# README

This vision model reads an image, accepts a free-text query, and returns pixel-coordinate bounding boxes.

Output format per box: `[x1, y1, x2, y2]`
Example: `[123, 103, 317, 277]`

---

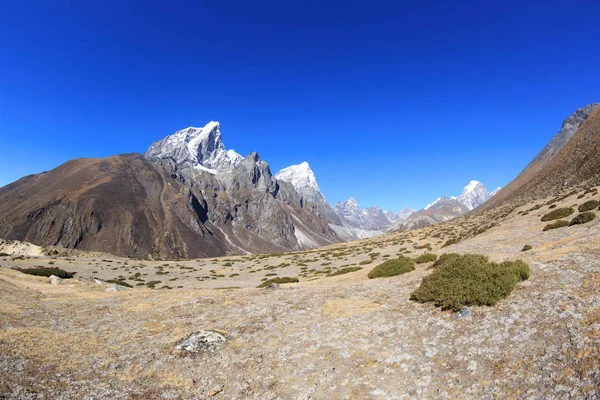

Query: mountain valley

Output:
[1, 103, 600, 399]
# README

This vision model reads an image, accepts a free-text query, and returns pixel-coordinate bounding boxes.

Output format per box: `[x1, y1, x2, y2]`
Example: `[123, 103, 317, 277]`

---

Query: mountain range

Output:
[0, 103, 597, 258]
[0, 123, 340, 258]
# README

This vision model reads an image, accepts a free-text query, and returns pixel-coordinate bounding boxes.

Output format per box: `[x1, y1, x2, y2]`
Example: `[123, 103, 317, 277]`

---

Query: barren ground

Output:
[1, 188, 599, 399]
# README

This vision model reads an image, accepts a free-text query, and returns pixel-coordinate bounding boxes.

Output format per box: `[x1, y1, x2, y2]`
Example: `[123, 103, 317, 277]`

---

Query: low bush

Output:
[106, 279, 133, 288]
[368, 256, 415, 279]
[328, 267, 362, 277]
[410, 254, 530, 311]
[542, 220, 570, 231]
[13, 266, 74, 279]
[414, 253, 438, 264]
[146, 280, 162, 289]
[257, 277, 299, 288]
[430, 253, 456, 266]
[442, 238, 461, 247]
[569, 212, 596, 226]
[578, 200, 600, 212]
[541, 207, 574, 221]
[521, 245, 532, 252]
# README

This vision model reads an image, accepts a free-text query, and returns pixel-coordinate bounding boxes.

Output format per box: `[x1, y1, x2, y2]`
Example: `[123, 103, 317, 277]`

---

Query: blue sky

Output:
[1, 1, 599, 210]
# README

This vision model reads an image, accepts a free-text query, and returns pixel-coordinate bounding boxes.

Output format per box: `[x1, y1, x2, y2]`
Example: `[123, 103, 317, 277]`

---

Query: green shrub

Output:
[359, 259, 373, 265]
[13, 266, 74, 279]
[106, 279, 133, 288]
[541, 207, 574, 221]
[521, 245, 532, 252]
[409, 254, 530, 311]
[146, 280, 162, 289]
[548, 204, 557, 209]
[328, 267, 362, 277]
[431, 253, 470, 269]
[414, 253, 438, 264]
[578, 200, 600, 212]
[542, 220, 570, 231]
[569, 212, 596, 226]
[442, 238, 461, 248]
[368, 257, 415, 279]
[257, 277, 299, 288]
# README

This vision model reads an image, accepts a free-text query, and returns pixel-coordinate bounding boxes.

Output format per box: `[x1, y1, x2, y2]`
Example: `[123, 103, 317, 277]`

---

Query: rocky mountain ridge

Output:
[0, 123, 341, 258]
[483, 102, 600, 209]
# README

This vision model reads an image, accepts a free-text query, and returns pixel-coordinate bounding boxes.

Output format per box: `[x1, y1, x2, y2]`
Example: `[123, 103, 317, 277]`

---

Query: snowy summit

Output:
[275, 162, 325, 203]
[144, 121, 242, 173]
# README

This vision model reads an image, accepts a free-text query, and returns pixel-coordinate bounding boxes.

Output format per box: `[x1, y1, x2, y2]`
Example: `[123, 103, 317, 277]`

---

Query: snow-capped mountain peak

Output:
[463, 180, 482, 194]
[144, 121, 242, 173]
[275, 162, 320, 195]
[424, 197, 442, 210]
[456, 180, 494, 211]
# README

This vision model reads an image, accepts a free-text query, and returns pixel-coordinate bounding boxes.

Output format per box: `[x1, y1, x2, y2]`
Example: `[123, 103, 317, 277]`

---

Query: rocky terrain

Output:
[1, 183, 599, 399]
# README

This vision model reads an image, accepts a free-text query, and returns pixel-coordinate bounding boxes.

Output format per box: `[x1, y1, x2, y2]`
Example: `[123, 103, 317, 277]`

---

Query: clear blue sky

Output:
[1, 1, 599, 210]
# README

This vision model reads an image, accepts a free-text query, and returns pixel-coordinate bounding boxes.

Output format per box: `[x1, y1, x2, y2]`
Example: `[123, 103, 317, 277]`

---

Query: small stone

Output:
[49, 275, 63, 285]
[174, 330, 227, 353]
[459, 307, 471, 319]
[207, 386, 223, 397]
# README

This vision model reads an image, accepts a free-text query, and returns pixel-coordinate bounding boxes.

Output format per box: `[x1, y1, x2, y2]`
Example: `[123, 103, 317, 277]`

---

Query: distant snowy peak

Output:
[144, 121, 242, 173]
[275, 162, 321, 197]
[456, 180, 488, 211]
[456, 180, 500, 210]
[424, 180, 500, 212]
[424, 197, 442, 210]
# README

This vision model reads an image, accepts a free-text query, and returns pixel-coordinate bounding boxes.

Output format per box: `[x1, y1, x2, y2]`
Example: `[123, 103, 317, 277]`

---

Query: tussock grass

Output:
[14, 266, 74, 279]
[257, 277, 299, 288]
[569, 212, 596, 226]
[410, 254, 530, 311]
[106, 279, 133, 288]
[578, 200, 600, 213]
[541, 207, 574, 222]
[542, 220, 570, 231]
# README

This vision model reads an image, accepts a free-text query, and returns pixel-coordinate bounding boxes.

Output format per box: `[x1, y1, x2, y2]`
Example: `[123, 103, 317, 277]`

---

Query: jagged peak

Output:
[462, 180, 483, 193]
[145, 121, 242, 172]
[275, 162, 320, 193]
